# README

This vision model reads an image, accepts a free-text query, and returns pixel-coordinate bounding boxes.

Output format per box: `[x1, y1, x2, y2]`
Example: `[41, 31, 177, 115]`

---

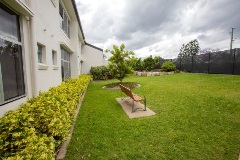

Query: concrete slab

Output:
[116, 97, 156, 119]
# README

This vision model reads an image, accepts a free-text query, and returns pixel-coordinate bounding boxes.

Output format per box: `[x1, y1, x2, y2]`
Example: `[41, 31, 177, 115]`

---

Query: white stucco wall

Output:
[34, 0, 62, 92]
[0, 97, 27, 117]
[77, 38, 82, 75]
[103, 59, 109, 66]
[81, 45, 104, 74]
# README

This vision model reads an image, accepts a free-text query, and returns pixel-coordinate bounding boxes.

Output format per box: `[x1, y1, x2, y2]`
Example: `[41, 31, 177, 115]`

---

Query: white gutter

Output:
[28, 1, 38, 97]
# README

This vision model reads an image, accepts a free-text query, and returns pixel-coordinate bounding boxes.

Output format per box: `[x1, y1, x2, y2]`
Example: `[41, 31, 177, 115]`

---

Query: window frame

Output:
[52, 49, 57, 65]
[61, 47, 71, 81]
[59, 1, 70, 37]
[37, 43, 47, 65]
[0, 2, 26, 105]
[37, 44, 43, 63]
[51, 0, 57, 7]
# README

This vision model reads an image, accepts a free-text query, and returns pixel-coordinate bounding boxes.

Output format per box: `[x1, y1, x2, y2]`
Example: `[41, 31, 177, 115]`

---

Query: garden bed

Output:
[134, 71, 175, 76]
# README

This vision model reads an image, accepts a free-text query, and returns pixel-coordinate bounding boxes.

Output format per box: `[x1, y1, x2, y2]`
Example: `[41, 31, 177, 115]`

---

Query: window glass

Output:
[59, 2, 70, 37]
[61, 48, 71, 81]
[0, 3, 20, 42]
[0, 39, 25, 101]
[37, 44, 42, 63]
[0, 3, 25, 104]
[52, 50, 57, 65]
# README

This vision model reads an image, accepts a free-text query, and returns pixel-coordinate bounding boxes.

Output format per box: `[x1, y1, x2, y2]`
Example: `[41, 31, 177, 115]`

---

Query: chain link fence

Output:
[156, 48, 240, 75]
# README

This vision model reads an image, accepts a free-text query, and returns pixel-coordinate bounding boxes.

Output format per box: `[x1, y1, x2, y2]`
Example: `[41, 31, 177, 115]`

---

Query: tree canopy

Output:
[178, 39, 200, 57]
[106, 43, 134, 82]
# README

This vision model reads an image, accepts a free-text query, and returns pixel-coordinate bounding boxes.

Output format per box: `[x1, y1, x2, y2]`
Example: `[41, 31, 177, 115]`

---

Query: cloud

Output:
[76, 0, 240, 59]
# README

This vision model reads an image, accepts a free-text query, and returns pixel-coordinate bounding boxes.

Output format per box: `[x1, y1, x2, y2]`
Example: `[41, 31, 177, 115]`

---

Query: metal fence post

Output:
[191, 56, 193, 72]
[180, 57, 182, 71]
[208, 52, 210, 74]
[232, 49, 236, 75]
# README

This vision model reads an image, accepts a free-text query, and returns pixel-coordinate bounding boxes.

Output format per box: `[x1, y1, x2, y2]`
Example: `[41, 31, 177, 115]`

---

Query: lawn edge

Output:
[56, 89, 87, 160]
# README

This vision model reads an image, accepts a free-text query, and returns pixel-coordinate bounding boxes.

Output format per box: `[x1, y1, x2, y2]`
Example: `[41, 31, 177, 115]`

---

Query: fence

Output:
[157, 48, 240, 75]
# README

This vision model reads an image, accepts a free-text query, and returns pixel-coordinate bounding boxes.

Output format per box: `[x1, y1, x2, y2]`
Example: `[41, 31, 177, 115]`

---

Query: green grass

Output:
[65, 73, 240, 160]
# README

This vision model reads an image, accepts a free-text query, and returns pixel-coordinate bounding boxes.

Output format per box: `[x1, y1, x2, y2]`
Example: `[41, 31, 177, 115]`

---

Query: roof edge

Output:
[71, 0, 85, 42]
[85, 42, 103, 52]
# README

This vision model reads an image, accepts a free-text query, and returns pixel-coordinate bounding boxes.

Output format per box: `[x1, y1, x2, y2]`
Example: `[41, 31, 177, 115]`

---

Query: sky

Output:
[75, 0, 240, 59]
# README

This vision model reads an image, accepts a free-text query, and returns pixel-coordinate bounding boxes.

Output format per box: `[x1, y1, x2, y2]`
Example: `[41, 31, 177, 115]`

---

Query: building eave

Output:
[2, 0, 34, 17]
[85, 42, 103, 52]
[71, 0, 85, 43]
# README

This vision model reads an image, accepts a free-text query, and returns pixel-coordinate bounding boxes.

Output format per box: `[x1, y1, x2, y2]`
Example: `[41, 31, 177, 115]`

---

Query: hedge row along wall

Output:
[0, 75, 92, 159]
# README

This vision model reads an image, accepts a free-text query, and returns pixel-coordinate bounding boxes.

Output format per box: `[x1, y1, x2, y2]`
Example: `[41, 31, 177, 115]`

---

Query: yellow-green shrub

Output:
[0, 75, 92, 159]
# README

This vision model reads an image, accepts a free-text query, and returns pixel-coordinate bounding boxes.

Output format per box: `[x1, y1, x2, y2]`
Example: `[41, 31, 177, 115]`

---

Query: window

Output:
[0, 3, 25, 104]
[61, 47, 71, 81]
[37, 43, 46, 65]
[37, 44, 42, 63]
[59, 1, 70, 37]
[52, 50, 57, 65]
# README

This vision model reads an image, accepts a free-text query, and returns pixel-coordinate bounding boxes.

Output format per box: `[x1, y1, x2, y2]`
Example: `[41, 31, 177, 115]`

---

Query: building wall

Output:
[103, 59, 109, 66]
[33, 0, 62, 92]
[0, 0, 105, 117]
[0, 0, 70, 116]
[77, 38, 82, 75]
[81, 45, 104, 74]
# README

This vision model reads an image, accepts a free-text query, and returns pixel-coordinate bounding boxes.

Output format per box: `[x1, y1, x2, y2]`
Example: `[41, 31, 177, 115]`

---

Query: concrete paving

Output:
[116, 97, 156, 119]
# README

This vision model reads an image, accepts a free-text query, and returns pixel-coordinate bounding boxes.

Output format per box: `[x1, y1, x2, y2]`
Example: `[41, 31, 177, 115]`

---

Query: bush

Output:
[90, 66, 111, 80]
[0, 75, 92, 159]
[161, 61, 176, 72]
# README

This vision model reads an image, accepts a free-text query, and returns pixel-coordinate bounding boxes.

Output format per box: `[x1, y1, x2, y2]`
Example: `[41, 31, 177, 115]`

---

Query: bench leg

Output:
[132, 100, 134, 112]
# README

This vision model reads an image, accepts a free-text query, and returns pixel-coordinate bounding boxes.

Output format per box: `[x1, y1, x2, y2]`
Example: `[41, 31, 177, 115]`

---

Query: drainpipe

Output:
[28, 1, 38, 97]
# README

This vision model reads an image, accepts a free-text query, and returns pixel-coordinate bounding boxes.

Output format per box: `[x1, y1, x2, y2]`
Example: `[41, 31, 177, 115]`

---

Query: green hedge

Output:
[0, 75, 92, 159]
[161, 61, 177, 72]
[90, 66, 111, 80]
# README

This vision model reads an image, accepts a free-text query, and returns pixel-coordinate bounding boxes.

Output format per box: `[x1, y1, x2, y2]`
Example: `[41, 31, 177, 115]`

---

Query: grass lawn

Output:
[65, 73, 240, 160]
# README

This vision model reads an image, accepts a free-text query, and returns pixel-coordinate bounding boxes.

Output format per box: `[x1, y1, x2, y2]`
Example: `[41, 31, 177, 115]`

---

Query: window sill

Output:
[53, 65, 59, 70]
[38, 63, 49, 70]
[0, 95, 26, 106]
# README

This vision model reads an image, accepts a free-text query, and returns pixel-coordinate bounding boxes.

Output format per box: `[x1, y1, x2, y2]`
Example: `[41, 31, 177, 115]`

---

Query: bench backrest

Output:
[119, 84, 134, 99]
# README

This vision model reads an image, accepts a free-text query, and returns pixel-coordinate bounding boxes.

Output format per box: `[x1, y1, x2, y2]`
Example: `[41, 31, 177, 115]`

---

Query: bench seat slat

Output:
[133, 95, 143, 102]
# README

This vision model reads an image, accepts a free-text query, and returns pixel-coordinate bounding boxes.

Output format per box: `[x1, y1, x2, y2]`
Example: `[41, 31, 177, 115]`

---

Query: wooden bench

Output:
[119, 84, 146, 112]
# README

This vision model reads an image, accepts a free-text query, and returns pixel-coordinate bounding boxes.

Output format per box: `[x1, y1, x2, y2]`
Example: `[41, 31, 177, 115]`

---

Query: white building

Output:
[0, 0, 107, 116]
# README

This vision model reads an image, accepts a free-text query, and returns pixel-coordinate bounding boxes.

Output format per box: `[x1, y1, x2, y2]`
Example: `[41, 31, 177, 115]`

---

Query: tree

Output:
[135, 58, 144, 71]
[127, 56, 138, 71]
[143, 55, 159, 71]
[106, 43, 134, 82]
[178, 39, 200, 57]
[154, 56, 161, 64]
[178, 44, 186, 57]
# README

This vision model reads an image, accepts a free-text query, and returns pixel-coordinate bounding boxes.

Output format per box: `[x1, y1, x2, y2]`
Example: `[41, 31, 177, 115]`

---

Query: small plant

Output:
[161, 61, 176, 72]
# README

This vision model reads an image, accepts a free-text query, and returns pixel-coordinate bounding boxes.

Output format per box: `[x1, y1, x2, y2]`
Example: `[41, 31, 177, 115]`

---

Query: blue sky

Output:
[76, 0, 240, 59]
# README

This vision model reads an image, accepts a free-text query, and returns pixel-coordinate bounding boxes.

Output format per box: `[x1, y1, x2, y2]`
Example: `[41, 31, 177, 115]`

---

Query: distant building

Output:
[0, 0, 107, 116]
